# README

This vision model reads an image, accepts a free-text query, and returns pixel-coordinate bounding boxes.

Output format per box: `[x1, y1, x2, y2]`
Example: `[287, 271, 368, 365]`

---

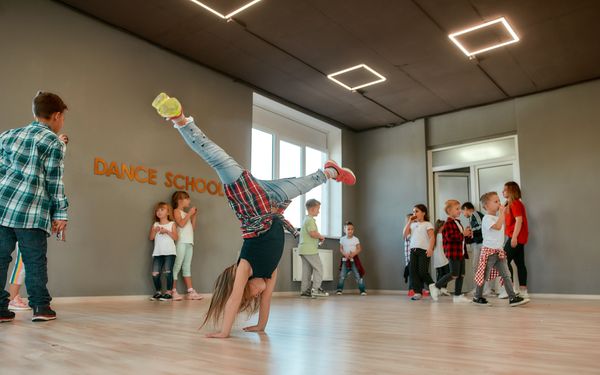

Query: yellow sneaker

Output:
[152, 92, 182, 118]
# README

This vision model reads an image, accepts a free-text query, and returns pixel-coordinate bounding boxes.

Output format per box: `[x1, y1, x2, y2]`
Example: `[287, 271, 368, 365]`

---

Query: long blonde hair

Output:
[504, 181, 522, 205]
[200, 264, 260, 328]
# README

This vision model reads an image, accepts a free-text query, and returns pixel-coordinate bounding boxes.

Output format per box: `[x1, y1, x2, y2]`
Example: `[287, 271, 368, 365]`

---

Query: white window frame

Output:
[252, 93, 342, 237]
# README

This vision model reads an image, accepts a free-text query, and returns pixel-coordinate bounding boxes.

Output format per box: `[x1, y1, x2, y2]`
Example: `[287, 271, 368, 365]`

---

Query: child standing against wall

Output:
[171, 191, 203, 301]
[149, 202, 178, 301]
[299, 199, 329, 298]
[336, 222, 366, 296]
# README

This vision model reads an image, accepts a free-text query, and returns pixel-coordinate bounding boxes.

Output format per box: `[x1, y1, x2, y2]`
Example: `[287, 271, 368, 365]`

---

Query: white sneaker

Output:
[453, 294, 471, 303]
[440, 288, 451, 296]
[498, 290, 509, 299]
[360, 292, 367, 296]
[429, 283, 440, 301]
[519, 289, 529, 299]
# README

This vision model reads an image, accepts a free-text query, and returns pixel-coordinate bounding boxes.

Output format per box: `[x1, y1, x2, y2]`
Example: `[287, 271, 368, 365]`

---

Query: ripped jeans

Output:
[176, 118, 327, 204]
[152, 255, 175, 292]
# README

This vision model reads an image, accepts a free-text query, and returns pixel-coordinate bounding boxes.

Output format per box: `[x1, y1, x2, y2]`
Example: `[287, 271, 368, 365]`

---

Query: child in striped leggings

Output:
[8, 245, 31, 311]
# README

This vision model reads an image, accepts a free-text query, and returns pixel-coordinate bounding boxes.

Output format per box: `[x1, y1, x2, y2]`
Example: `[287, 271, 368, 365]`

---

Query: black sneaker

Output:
[300, 289, 313, 298]
[159, 293, 173, 301]
[32, 305, 56, 322]
[150, 292, 162, 301]
[472, 297, 491, 306]
[509, 296, 530, 307]
[0, 309, 16, 323]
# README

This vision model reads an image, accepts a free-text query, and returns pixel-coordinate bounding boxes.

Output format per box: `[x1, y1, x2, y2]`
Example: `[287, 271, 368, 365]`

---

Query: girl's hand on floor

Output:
[206, 331, 230, 339]
[243, 325, 265, 332]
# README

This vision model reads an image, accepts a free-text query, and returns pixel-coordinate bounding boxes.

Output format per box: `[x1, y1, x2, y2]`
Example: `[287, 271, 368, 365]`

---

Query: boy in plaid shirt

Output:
[429, 200, 472, 303]
[0, 92, 69, 323]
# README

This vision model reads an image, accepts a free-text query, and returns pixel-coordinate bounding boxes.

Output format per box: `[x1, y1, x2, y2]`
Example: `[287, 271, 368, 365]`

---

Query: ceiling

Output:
[57, 0, 600, 131]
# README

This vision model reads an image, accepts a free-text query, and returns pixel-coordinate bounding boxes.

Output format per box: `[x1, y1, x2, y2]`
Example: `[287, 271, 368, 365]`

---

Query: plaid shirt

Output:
[224, 170, 297, 239]
[474, 247, 506, 287]
[442, 217, 468, 260]
[0, 121, 68, 234]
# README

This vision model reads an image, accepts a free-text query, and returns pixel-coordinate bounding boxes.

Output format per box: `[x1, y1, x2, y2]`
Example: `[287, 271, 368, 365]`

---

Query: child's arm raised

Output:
[190, 207, 198, 229]
[403, 215, 415, 239]
[206, 260, 253, 338]
[490, 205, 506, 231]
[244, 269, 278, 333]
[174, 208, 193, 228]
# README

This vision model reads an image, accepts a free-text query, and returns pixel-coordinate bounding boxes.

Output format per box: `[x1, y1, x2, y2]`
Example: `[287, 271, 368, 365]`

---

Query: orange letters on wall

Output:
[94, 157, 222, 196]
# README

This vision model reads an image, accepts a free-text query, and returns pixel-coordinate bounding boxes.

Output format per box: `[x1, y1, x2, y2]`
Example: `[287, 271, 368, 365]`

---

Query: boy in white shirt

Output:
[473, 192, 529, 307]
[336, 222, 366, 296]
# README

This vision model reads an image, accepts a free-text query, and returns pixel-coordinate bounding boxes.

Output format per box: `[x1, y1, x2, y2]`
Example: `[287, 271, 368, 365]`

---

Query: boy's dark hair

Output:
[32, 91, 68, 119]
[344, 221, 354, 227]
[461, 202, 475, 210]
[305, 199, 320, 209]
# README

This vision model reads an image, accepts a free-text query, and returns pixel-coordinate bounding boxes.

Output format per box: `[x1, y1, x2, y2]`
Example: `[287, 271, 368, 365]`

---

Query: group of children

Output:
[404, 187, 530, 307]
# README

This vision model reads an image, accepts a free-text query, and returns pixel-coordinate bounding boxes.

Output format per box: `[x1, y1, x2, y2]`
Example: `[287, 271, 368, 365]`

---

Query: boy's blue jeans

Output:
[176, 119, 327, 203]
[337, 260, 366, 293]
[0, 226, 51, 309]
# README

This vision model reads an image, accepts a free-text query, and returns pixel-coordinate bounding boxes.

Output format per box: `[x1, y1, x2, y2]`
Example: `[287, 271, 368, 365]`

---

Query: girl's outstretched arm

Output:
[206, 260, 252, 338]
[244, 269, 277, 333]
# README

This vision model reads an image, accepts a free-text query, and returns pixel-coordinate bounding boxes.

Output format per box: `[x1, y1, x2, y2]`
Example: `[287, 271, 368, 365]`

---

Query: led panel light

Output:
[448, 17, 519, 56]
[188, 0, 262, 19]
[327, 64, 387, 91]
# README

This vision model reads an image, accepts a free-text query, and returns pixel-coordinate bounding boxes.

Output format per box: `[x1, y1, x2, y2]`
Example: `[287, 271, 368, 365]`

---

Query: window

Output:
[251, 93, 343, 237]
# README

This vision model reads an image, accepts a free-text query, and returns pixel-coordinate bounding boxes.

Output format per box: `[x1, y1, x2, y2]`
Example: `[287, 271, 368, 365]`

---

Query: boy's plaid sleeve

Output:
[44, 139, 69, 221]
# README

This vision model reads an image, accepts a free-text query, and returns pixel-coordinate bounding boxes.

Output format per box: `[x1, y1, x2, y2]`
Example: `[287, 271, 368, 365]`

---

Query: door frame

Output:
[433, 172, 471, 222]
[427, 135, 520, 213]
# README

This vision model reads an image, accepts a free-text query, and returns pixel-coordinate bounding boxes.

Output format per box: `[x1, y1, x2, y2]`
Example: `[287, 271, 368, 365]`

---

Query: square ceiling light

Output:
[188, 0, 262, 19]
[449, 17, 519, 57]
[327, 64, 387, 91]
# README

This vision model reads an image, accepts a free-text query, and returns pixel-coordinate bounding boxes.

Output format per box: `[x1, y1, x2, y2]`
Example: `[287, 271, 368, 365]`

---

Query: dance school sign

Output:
[93, 157, 224, 196]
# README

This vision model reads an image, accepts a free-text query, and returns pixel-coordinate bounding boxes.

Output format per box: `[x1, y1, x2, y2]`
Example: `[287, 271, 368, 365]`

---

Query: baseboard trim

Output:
[47, 290, 600, 303]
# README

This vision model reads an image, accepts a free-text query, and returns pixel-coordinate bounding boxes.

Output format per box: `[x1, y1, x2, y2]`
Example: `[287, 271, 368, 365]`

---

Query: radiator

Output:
[292, 248, 334, 281]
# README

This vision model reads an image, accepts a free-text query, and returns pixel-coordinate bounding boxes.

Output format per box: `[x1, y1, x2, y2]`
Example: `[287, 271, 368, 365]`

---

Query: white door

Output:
[434, 172, 470, 222]
[474, 162, 517, 210]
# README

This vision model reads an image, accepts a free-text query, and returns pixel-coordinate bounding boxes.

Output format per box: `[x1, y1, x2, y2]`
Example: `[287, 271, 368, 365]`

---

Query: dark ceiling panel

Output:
[57, 0, 600, 130]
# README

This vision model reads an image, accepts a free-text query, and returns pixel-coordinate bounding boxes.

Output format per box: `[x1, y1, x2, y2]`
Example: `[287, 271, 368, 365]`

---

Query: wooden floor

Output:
[2, 294, 600, 375]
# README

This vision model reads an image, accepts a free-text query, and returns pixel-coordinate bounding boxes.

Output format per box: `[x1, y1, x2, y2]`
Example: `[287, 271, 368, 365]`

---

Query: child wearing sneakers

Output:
[7, 133, 70, 312]
[171, 191, 203, 301]
[299, 199, 329, 298]
[336, 222, 366, 296]
[152, 93, 354, 338]
[149, 202, 178, 301]
[403, 204, 435, 301]
[429, 200, 472, 303]
[432, 220, 451, 297]
[1, 92, 69, 323]
[472, 192, 529, 307]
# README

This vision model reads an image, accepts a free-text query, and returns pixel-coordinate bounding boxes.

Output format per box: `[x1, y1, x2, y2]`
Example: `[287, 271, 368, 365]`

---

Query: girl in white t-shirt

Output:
[336, 222, 366, 296]
[171, 191, 203, 301]
[432, 220, 451, 297]
[403, 204, 435, 300]
[149, 202, 178, 301]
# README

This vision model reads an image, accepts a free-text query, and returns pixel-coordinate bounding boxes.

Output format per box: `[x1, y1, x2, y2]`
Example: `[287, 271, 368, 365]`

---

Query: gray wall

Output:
[0, 0, 308, 296]
[353, 120, 428, 290]
[516, 81, 600, 294]
[427, 100, 517, 148]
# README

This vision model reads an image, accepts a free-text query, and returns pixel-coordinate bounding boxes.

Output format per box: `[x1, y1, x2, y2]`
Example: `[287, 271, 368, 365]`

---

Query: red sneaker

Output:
[324, 160, 356, 185]
[422, 289, 430, 297]
[407, 290, 416, 298]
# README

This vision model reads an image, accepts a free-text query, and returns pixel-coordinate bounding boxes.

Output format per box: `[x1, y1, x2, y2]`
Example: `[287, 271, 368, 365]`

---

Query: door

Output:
[434, 172, 470, 222]
[474, 162, 517, 209]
